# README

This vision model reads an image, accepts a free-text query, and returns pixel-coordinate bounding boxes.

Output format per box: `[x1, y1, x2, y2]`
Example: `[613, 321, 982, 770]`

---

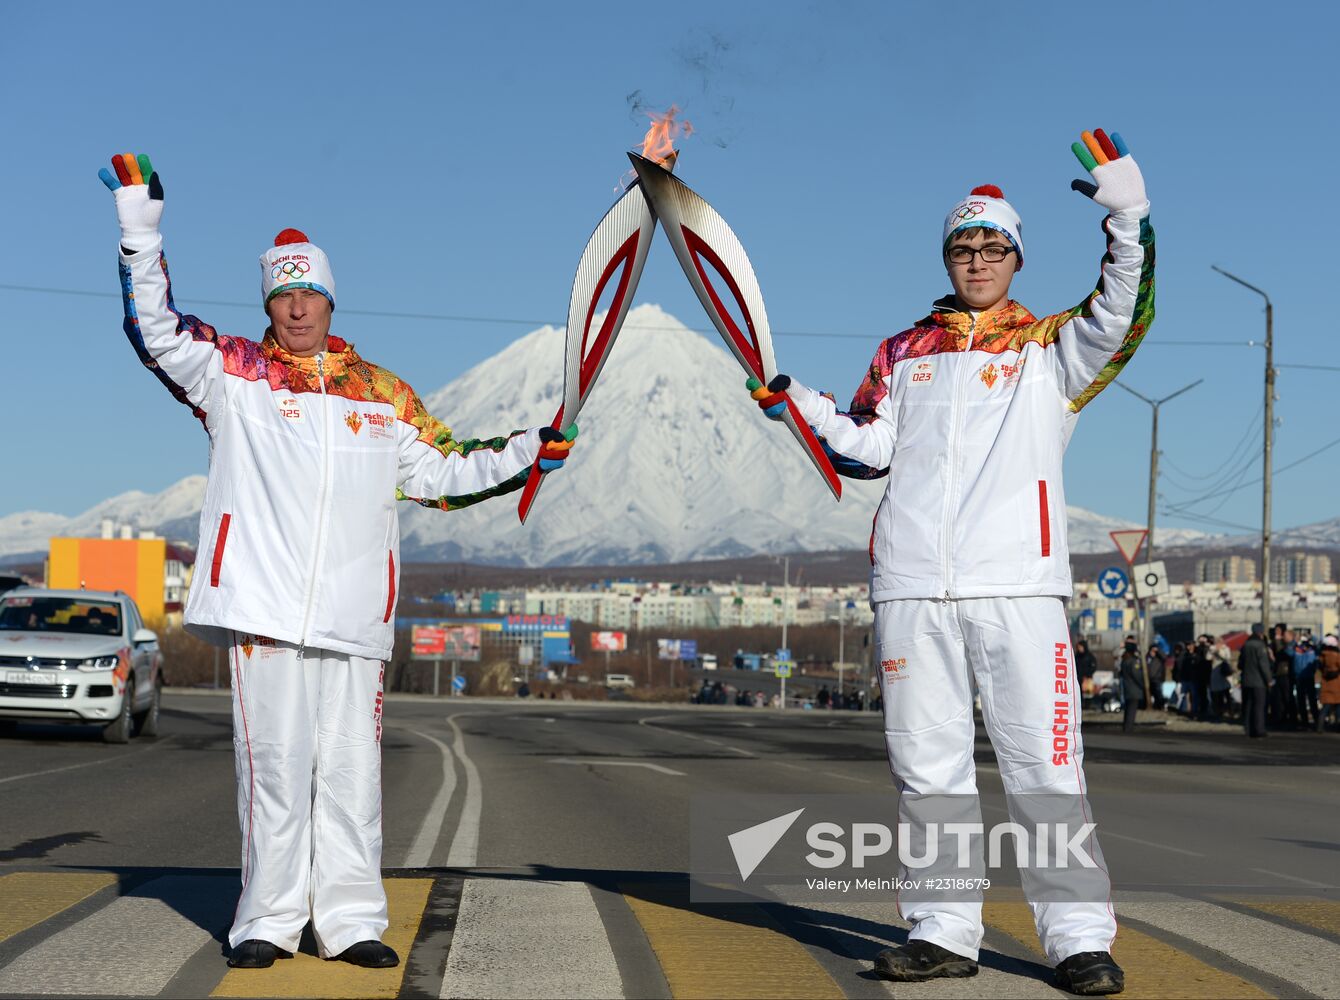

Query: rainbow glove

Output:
[747, 374, 791, 420]
[1070, 128, 1148, 215]
[537, 423, 578, 472]
[98, 152, 164, 252]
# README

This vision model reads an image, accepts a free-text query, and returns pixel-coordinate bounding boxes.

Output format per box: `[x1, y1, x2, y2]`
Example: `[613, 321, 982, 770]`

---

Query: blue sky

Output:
[2, 1, 1336, 539]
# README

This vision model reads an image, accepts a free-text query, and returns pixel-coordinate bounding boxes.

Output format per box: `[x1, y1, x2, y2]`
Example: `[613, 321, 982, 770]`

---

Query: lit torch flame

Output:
[637, 104, 693, 169]
[619, 104, 693, 190]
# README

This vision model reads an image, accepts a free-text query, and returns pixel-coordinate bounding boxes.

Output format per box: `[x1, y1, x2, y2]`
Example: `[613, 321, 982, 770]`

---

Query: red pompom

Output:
[274, 228, 309, 247]
[970, 184, 1004, 199]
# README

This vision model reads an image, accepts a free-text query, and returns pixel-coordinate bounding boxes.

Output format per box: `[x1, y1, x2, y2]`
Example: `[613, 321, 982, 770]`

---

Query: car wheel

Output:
[103, 690, 133, 744]
[134, 680, 162, 739]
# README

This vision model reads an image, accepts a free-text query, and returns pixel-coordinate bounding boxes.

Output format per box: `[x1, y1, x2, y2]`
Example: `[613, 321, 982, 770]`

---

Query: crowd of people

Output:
[691, 678, 883, 713]
[1074, 628, 1340, 736]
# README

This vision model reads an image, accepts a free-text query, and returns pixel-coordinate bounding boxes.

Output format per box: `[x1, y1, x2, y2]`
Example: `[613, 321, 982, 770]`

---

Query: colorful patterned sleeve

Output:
[394, 388, 541, 511]
[1043, 213, 1156, 413]
[119, 247, 231, 432]
[808, 338, 896, 480]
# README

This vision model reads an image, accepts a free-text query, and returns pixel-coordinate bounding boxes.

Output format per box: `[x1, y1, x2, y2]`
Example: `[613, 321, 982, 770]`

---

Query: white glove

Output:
[98, 153, 164, 251]
[1070, 129, 1148, 216]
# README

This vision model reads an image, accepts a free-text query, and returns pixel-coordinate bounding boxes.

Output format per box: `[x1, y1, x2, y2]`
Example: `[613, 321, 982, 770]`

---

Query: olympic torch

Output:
[629, 153, 842, 499]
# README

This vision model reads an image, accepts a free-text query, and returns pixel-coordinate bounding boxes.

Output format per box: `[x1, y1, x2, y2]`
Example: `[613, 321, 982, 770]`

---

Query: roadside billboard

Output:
[591, 631, 627, 652]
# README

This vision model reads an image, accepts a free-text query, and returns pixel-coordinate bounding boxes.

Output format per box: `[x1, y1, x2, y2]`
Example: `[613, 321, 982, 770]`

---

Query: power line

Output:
[1163, 433, 1340, 512]
[0, 281, 1278, 346]
[1160, 401, 1263, 486]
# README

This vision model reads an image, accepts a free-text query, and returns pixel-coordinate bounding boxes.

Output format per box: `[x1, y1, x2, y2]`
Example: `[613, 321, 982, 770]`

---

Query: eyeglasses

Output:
[946, 244, 1016, 265]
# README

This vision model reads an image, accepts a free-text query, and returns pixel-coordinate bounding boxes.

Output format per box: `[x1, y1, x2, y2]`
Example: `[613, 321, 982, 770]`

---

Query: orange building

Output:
[47, 537, 170, 623]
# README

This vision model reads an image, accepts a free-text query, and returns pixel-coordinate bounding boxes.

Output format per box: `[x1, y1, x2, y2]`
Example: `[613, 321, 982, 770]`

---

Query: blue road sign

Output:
[1097, 566, 1129, 599]
[1107, 609, 1125, 631]
[452, 675, 467, 691]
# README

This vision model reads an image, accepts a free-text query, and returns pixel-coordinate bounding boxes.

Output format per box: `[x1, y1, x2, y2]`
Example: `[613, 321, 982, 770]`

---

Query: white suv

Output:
[0, 588, 165, 743]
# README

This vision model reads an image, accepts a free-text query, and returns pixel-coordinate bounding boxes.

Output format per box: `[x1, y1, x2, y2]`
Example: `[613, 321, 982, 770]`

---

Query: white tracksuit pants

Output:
[227, 633, 388, 956]
[874, 597, 1116, 965]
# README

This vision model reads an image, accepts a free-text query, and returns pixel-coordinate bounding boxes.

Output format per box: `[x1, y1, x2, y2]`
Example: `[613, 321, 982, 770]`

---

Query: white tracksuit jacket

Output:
[119, 239, 542, 660]
[790, 208, 1154, 599]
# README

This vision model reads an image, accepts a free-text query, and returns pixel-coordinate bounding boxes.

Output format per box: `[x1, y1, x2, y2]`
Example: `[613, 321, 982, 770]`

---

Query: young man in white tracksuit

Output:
[751, 128, 1152, 995]
[99, 153, 576, 970]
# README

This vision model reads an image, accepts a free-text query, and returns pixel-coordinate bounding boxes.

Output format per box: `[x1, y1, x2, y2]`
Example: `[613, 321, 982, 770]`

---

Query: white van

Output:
[605, 674, 636, 689]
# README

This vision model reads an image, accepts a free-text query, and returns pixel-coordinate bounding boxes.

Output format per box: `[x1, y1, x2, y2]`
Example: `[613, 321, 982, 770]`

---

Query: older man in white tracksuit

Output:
[100, 153, 576, 970]
[750, 128, 1152, 995]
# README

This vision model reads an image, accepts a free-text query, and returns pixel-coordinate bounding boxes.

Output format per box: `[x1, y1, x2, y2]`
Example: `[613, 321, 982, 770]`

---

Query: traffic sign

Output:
[1132, 561, 1171, 598]
[774, 661, 793, 678]
[1097, 566, 1129, 599]
[452, 675, 467, 691]
[1109, 529, 1148, 565]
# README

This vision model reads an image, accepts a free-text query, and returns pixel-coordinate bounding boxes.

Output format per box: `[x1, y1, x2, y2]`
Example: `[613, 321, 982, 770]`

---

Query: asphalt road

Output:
[1, 693, 1338, 998]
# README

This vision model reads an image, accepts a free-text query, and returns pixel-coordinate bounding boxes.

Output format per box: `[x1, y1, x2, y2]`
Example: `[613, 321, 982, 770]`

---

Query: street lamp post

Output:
[1212, 266, 1274, 630]
[1114, 378, 1201, 659]
[830, 600, 856, 708]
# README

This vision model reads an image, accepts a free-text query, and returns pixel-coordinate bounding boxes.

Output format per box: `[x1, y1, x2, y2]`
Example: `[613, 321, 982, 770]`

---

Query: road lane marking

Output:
[980, 802, 1203, 858]
[0, 875, 233, 996]
[0, 872, 117, 944]
[1119, 898, 1340, 997]
[446, 715, 482, 868]
[548, 758, 686, 776]
[1249, 867, 1333, 889]
[983, 900, 1269, 999]
[440, 879, 622, 999]
[621, 882, 843, 998]
[820, 771, 874, 784]
[1093, 830, 1205, 858]
[0, 741, 164, 786]
[637, 715, 755, 757]
[211, 878, 431, 998]
[403, 729, 458, 868]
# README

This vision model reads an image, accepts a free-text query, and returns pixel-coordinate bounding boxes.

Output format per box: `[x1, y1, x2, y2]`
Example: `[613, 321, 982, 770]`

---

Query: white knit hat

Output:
[260, 228, 336, 311]
[943, 185, 1023, 264]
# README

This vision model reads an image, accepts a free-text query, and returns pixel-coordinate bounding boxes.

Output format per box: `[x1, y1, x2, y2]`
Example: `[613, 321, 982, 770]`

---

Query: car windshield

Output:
[0, 596, 123, 636]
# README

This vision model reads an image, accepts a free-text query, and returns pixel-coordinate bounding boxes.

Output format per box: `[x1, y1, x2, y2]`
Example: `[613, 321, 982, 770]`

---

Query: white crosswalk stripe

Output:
[2, 872, 1339, 998]
[440, 878, 623, 999]
[1119, 898, 1340, 998]
[0, 875, 232, 996]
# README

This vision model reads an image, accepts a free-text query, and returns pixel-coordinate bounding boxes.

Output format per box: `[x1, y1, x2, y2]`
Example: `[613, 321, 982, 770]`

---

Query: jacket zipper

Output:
[941, 314, 975, 599]
[299, 352, 330, 647]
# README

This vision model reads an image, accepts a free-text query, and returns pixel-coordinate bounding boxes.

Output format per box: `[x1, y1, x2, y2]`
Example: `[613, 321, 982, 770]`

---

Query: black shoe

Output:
[874, 939, 978, 981]
[1055, 951, 1124, 995]
[227, 939, 292, 969]
[334, 940, 399, 968]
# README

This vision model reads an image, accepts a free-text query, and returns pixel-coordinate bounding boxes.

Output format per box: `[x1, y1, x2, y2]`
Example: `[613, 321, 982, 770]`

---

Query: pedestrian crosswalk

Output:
[0, 869, 1336, 998]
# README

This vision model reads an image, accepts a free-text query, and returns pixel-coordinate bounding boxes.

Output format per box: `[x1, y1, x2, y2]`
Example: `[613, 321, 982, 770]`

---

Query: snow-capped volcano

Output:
[406, 304, 885, 564]
[2, 305, 1331, 567]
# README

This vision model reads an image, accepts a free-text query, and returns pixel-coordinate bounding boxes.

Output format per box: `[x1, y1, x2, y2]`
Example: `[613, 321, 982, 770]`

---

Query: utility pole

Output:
[780, 554, 790, 653]
[1213, 267, 1274, 630]
[1114, 378, 1201, 657]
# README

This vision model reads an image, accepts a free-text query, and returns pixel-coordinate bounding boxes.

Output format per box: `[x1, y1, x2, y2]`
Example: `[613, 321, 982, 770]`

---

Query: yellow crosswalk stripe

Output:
[982, 901, 1270, 999]
[621, 883, 842, 1000]
[1233, 897, 1340, 939]
[0, 872, 117, 944]
[210, 878, 432, 999]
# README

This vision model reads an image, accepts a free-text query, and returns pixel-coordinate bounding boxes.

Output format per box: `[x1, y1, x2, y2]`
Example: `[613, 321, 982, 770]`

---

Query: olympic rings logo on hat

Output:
[952, 202, 986, 222]
[271, 260, 311, 282]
